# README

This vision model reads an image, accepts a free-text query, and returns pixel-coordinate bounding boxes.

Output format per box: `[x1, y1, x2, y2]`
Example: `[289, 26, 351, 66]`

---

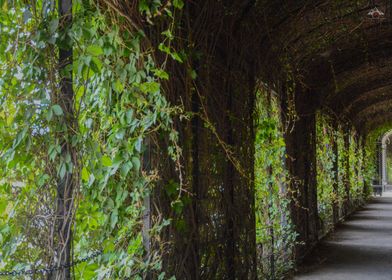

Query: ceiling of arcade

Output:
[255, 0, 392, 134]
[100, 1, 392, 136]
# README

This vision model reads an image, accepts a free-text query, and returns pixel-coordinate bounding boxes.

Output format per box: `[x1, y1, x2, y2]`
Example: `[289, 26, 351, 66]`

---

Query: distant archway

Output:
[380, 130, 392, 189]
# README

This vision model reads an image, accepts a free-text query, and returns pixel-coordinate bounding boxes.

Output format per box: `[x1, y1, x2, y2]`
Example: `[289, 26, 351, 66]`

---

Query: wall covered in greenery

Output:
[254, 86, 296, 279]
[0, 1, 181, 279]
[316, 112, 373, 238]
[0, 1, 386, 279]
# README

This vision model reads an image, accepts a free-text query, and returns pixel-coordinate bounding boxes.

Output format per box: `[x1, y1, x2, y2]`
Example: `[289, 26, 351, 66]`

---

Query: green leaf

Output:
[152, 69, 169, 80]
[171, 200, 184, 215]
[90, 57, 103, 73]
[46, 108, 53, 121]
[115, 130, 125, 140]
[165, 180, 179, 197]
[173, 0, 184, 9]
[13, 127, 28, 148]
[85, 118, 93, 129]
[135, 137, 142, 152]
[158, 43, 171, 55]
[162, 29, 174, 40]
[49, 19, 59, 34]
[102, 156, 112, 167]
[110, 209, 118, 229]
[52, 105, 63, 116]
[48, 144, 61, 161]
[81, 167, 89, 182]
[190, 69, 197, 80]
[171, 51, 183, 63]
[132, 157, 140, 171]
[140, 81, 160, 94]
[87, 45, 104, 56]
[175, 219, 187, 232]
[59, 162, 67, 179]
[121, 161, 133, 177]
[126, 109, 134, 123]
[113, 80, 124, 93]
[0, 200, 8, 213]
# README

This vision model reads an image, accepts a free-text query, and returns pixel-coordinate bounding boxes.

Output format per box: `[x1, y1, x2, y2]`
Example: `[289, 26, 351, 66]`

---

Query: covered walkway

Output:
[295, 193, 392, 280]
[5, 1, 392, 279]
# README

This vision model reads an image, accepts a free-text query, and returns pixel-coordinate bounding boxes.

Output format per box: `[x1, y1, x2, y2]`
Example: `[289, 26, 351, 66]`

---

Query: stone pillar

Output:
[382, 143, 387, 190]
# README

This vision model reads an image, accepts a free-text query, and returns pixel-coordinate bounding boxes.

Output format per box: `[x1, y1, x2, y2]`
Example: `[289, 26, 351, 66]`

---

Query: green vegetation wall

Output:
[0, 1, 182, 278]
[1, 1, 260, 279]
[0, 1, 384, 279]
[315, 113, 335, 232]
[316, 112, 372, 237]
[254, 86, 296, 279]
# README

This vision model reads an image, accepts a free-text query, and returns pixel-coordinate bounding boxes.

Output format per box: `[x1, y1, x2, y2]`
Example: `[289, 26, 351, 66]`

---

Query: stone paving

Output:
[294, 193, 392, 280]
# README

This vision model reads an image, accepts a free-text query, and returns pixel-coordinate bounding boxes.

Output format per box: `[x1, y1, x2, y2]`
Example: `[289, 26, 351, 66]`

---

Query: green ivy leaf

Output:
[46, 108, 53, 121]
[112, 80, 124, 93]
[87, 45, 104, 56]
[59, 162, 67, 179]
[81, 167, 89, 182]
[121, 161, 133, 177]
[152, 69, 169, 80]
[52, 105, 63, 116]
[49, 19, 59, 34]
[131, 157, 140, 171]
[13, 127, 28, 149]
[110, 209, 118, 229]
[173, 0, 184, 9]
[102, 155, 112, 167]
[171, 200, 184, 215]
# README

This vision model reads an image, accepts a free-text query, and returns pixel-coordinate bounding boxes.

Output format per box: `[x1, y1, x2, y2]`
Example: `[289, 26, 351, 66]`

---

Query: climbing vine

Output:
[316, 113, 336, 233]
[0, 1, 183, 278]
[0, 1, 389, 279]
[316, 111, 373, 237]
[255, 85, 297, 279]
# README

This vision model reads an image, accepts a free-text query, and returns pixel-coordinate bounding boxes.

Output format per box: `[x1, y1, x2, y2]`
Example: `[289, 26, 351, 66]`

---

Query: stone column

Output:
[382, 143, 387, 190]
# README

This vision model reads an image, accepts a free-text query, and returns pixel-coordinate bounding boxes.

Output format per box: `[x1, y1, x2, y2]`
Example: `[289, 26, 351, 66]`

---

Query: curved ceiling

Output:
[256, 0, 392, 135]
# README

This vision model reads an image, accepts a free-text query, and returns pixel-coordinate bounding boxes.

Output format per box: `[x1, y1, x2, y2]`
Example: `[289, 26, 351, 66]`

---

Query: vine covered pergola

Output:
[1, 0, 392, 279]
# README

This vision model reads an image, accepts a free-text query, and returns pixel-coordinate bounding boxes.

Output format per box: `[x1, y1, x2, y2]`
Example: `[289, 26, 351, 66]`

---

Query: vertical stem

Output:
[332, 120, 339, 225]
[50, 0, 74, 279]
[191, 77, 200, 279]
[266, 90, 275, 280]
[142, 137, 151, 280]
[282, 88, 318, 260]
[343, 128, 351, 216]
[225, 80, 235, 280]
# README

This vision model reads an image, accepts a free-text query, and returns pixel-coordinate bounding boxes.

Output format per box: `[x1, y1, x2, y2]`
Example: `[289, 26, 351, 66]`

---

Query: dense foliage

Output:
[316, 112, 373, 237]
[316, 113, 336, 232]
[0, 1, 387, 279]
[0, 1, 182, 279]
[255, 86, 296, 279]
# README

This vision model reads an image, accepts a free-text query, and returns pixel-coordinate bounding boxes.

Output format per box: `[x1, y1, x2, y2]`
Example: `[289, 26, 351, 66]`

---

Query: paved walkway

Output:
[294, 194, 392, 280]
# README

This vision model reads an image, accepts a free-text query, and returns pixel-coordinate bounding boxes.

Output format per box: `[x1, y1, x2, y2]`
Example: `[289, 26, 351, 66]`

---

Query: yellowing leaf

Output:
[102, 156, 112, 167]
[81, 167, 89, 181]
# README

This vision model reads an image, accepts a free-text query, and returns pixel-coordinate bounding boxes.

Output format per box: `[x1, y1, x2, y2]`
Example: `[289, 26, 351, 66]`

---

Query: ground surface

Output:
[294, 193, 392, 280]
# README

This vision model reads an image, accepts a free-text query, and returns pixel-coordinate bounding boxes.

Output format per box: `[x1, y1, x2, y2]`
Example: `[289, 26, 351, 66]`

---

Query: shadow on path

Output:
[293, 195, 392, 280]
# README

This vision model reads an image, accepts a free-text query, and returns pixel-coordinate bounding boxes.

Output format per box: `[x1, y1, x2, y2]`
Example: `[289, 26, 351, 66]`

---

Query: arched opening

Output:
[380, 130, 392, 190]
